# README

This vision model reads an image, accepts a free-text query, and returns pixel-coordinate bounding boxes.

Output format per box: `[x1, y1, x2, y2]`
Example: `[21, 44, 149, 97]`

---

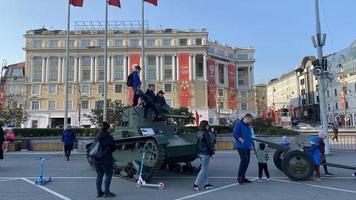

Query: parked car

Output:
[2, 125, 15, 131]
[296, 123, 312, 130]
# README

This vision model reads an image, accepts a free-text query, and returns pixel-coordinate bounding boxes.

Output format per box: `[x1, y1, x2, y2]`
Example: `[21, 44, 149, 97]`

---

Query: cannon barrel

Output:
[253, 138, 289, 152]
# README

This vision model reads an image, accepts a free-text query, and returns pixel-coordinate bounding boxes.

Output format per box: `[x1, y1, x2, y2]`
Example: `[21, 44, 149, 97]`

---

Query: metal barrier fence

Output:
[329, 134, 356, 151]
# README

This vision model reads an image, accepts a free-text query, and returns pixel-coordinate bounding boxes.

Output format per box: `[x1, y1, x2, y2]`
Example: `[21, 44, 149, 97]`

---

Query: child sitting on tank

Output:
[142, 85, 160, 120]
[304, 135, 321, 181]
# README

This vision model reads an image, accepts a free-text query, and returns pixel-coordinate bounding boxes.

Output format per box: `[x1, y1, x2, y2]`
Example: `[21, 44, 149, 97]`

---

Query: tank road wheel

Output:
[281, 150, 314, 181]
[142, 139, 165, 181]
[273, 150, 284, 171]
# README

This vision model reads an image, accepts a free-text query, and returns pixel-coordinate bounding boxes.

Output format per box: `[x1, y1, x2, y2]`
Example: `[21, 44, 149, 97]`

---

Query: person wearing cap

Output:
[317, 130, 334, 176]
[132, 64, 142, 107]
[143, 84, 160, 120]
[156, 90, 168, 107]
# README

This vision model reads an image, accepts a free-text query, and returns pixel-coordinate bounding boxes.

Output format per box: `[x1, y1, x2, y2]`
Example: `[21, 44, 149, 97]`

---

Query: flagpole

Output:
[64, 0, 71, 128]
[141, 0, 146, 91]
[103, 0, 108, 122]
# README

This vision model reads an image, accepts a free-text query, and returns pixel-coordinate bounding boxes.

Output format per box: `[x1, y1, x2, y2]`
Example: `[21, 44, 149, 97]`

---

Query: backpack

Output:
[126, 72, 134, 87]
[89, 140, 106, 159]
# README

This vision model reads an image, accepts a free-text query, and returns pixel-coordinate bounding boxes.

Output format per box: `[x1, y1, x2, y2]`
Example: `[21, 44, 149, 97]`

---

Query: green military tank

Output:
[86, 105, 198, 182]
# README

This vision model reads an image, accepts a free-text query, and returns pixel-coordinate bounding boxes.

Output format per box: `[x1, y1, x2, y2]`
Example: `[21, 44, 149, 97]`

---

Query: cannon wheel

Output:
[273, 150, 284, 171]
[282, 150, 314, 181]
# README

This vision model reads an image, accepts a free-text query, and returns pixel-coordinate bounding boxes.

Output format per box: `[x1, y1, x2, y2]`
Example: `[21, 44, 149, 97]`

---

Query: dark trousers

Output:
[321, 155, 329, 174]
[144, 103, 159, 118]
[237, 148, 250, 178]
[133, 88, 140, 107]
[64, 144, 73, 158]
[258, 163, 270, 178]
[95, 162, 113, 194]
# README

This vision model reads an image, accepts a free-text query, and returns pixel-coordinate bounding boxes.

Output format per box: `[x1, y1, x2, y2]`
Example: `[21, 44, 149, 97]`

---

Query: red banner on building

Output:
[128, 53, 140, 105]
[228, 64, 237, 109]
[178, 53, 191, 107]
[341, 90, 345, 109]
[207, 59, 216, 108]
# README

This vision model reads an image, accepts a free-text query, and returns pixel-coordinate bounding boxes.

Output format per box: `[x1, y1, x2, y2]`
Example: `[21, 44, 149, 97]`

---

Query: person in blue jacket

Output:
[132, 64, 142, 107]
[304, 135, 321, 181]
[233, 113, 254, 184]
[61, 125, 77, 161]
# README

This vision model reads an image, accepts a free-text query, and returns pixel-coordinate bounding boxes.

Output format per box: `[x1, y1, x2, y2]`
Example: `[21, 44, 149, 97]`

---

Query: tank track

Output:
[87, 138, 165, 183]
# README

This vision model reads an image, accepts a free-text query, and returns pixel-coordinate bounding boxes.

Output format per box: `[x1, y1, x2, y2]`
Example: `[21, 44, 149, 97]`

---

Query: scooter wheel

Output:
[136, 181, 142, 188]
[158, 182, 165, 190]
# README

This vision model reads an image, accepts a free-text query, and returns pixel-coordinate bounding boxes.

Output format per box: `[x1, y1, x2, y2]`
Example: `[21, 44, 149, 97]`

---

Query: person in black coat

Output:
[0, 122, 5, 161]
[61, 125, 77, 161]
[94, 122, 117, 198]
[143, 85, 159, 120]
[156, 90, 168, 107]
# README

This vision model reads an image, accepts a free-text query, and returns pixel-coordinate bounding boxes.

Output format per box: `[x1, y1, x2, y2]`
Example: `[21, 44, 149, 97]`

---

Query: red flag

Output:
[144, 0, 158, 6]
[70, 0, 84, 7]
[108, 0, 121, 7]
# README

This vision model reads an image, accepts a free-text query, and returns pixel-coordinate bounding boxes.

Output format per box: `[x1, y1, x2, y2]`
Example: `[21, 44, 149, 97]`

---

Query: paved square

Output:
[0, 151, 355, 200]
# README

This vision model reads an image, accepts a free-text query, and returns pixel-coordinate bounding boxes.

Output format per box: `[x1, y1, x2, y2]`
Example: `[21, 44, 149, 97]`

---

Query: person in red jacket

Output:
[318, 130, 334, 176]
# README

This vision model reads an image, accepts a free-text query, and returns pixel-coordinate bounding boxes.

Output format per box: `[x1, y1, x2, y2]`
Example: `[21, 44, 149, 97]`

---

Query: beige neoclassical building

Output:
[23, 24, 255, 128]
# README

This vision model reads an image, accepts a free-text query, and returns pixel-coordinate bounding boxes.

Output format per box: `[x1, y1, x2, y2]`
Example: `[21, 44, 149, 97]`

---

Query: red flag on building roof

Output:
[108, 0, 121, 7]
[70, 0, 84, 7]
[144, 0, 158, 6]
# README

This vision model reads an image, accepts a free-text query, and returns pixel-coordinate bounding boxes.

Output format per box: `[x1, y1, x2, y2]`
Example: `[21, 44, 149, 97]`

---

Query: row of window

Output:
[32, 38, 203, 49]
[31, 83, 174, 96]
[326, 84, 356, 98]
[31, 98, 174, 111]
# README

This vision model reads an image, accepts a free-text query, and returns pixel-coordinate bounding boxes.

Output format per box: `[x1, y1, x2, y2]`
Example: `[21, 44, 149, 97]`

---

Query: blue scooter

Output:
[35, 157, 52, 185]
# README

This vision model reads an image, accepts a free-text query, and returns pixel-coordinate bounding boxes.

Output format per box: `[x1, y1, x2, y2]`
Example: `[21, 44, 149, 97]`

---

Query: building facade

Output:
[267, 71, 299, 123]
[255, 84, 267, 117]
[0, 62, 26, 109]
[326, 41, 356, 127]
[23, 26, 255, 128]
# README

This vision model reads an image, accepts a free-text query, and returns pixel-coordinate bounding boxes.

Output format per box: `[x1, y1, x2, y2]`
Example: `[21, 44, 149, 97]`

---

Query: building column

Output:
[156, 55, 160, 81]
[61, 57, 65, 83]
[29, 56, 33, 83]
[192, 55, 196, 81]
[90, 56, 95, 82]
[224, 64, 228, 87]
[247, 66, 251, 89]
[176, 55, 180, 81]
[41, 57, 46, 83]
[74, 57, 78, 82]
[95, 56, 99, 82]
[236, 66, 239, 89]
[189, 55, 193, 81]
[123, 56, 128, 82]
[107, 56, 111, 82]
[160, 55, 164, 81]
[250, 65, 255, 88]
[78, 57, 82, 82]
[46, 57, 50, 83]
[110, 56, 114, 82]
[172, 55, 176, 81]
[58, 57, 62, 83]
[203, 54, 207, 81]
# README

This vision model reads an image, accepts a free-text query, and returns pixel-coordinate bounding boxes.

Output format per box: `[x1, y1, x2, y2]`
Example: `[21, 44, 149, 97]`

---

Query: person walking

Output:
[94, 122, 117, 198]
[3, 128, 16, 152]
[61, 125, 77, 161]
[233, 113, 254, 184]
[193, 120, 215, 191]
[317, 130, 334, 176]
[0, 122, 5, 163]
[256, 143, 270, 182]
[332, 123, 339, 142]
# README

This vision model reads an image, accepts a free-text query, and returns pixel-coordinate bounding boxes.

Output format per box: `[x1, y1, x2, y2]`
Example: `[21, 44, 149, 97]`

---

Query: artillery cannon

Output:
[254, 134, 356, 181]
[86, 105, 198, 182]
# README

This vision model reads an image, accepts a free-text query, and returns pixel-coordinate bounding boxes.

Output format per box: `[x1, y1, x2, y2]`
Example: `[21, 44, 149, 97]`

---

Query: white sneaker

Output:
[266, 178, 271, 181]
[352, 173, 356, 178]
[257, 178, 262, 183]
